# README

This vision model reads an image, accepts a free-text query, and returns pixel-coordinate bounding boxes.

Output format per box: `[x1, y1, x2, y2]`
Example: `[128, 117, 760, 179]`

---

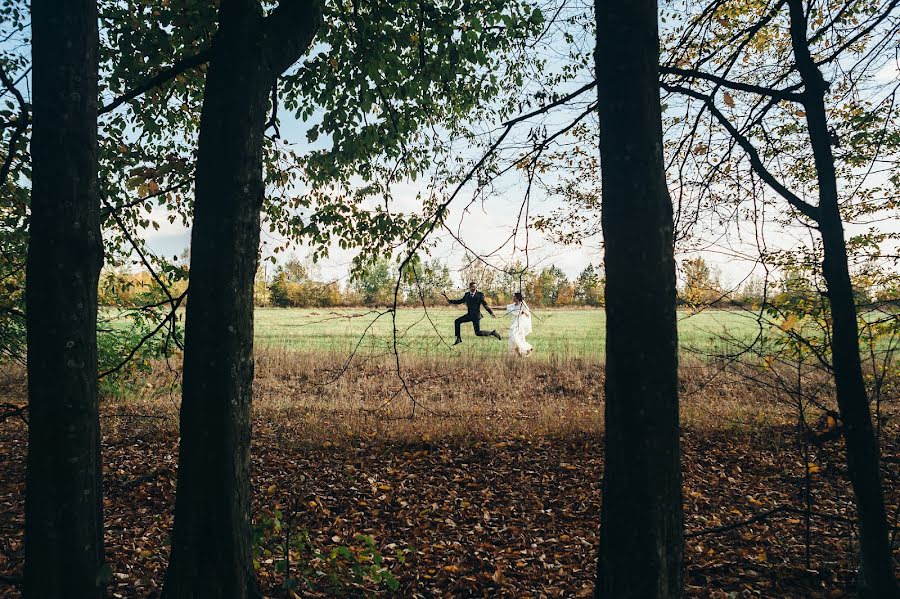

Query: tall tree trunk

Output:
[786, 1, 899, 596]
[161, 4, 269, 598]
[593, 1, 683, 597]
[24, 1, 104, 597]
[161, 1, 320, 595]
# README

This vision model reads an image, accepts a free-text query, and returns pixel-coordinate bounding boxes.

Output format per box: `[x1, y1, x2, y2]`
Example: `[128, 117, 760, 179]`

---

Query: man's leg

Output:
[454, 315, 471, 344]
[473, 318, 501, 340]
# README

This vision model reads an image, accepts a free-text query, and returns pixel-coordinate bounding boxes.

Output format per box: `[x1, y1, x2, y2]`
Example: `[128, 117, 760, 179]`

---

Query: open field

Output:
[1, 351, 898, 597]
[252, 307, 771, 360]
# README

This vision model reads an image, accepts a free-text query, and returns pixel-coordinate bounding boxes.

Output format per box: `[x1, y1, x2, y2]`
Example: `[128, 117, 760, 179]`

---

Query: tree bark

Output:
[161, 1, 320, 596]
[786, 1, 899, 596]
[161, 4, 269, 598]
[24, 1, 104, 597]
[593, 1, 683, 598]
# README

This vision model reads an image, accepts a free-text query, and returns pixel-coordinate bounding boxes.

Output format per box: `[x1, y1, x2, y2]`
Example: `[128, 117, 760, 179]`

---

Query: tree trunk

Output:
[593, 1, 683, 597]
[161, 4, 270, 598]
[24, 1, 104, 597]
[161, 1, 321, 595]
[786, 1, 899, 596]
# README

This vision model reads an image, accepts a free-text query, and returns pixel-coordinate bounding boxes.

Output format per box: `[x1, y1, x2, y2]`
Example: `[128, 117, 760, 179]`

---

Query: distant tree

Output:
[773, 266, 816, 308]
[680, 256, 721, 309]
[403, 258, 454, 305]
[267, 258, 310, 307]
[527, 265, 569, 306]
[267, 271, 293, 307]
[736, 275, 766, 308]
[279, 256, 309, 283]
[574, 264, 603, 307]
[546, 265, 570, 305]
[24, 1, 105, 596]
[496, 262, 534, 305]
[460, 254, 500, 303]
[253, 263, 271, 307]
[556, 281, 575, 306]
[351, 258, 394, 306]
[319, 281, 344, 307]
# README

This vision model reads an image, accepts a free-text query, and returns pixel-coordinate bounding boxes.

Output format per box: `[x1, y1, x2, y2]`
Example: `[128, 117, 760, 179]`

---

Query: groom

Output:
[442, 282, 502, 345]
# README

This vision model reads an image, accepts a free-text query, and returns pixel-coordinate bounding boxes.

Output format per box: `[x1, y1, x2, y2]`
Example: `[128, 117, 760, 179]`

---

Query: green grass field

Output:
[252, 307, 771, 360]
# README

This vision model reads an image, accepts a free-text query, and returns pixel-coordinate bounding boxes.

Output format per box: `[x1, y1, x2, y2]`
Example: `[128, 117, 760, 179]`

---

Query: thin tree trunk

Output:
[161, 1, 320, 596]
[593, 0, 683, 597]
[786, 2, 899, 595]
[24, 1, 104, 597]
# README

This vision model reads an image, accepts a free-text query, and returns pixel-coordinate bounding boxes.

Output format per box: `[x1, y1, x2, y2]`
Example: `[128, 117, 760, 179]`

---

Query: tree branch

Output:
[661, 81, 820, 222]
[263, 0, 324, 76]
[0, 63, 28, 185]
[501, 80, 597, 127]
[660, 65, 803, 102]
[98, 289, 187, 380]
[813, 0, 899, 67]
[99, 48, 212, 115]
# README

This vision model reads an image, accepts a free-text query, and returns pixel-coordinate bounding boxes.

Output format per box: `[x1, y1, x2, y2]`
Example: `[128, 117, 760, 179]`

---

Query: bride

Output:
[505, 292, 534, 356]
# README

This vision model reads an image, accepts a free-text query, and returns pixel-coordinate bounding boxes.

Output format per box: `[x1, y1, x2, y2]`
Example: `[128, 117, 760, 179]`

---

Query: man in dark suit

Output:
[442, 281, 502, 345]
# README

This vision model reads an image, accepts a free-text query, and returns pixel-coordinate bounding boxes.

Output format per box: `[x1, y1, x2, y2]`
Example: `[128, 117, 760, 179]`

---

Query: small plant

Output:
[253, 508, 409, 596]
[96, 307, 183, 397]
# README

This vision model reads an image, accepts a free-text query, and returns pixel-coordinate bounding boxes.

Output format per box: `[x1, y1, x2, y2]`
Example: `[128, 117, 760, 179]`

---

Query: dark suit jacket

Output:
[450, 291, 491, 319]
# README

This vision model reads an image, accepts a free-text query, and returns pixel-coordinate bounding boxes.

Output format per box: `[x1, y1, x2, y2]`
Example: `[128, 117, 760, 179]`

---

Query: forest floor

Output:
[0, 351, 898, 597]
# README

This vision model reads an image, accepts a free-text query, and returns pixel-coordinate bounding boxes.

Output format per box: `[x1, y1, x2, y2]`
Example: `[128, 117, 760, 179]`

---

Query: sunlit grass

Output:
[252, 307, 773, 361]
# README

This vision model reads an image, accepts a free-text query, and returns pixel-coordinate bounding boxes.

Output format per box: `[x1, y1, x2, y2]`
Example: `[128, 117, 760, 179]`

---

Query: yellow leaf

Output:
[807, 462, 821, 474]
[780, 313, 798, 331]
[266, 484, 276, 494]
[443, 564, 460, 573]
[826, 415, 837, 429]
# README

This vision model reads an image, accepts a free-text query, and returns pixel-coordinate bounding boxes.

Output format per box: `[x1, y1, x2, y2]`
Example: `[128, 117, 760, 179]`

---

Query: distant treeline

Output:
[99, 255, 895, 311]
[256, 257, 604, 308]
[98, 256, 604, 309]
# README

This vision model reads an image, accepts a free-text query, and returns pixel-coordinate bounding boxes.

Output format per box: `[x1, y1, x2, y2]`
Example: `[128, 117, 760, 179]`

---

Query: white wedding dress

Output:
[505, 302, 534, 356]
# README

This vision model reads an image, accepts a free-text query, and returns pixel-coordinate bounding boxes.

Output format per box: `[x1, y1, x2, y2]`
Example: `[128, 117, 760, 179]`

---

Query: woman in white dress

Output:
[505, 292, 534, 356]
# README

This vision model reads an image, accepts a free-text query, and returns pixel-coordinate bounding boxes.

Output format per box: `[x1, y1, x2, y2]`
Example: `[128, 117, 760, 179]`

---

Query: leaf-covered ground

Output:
[0, 355, 898, 597]
[1, 422, 897, 597]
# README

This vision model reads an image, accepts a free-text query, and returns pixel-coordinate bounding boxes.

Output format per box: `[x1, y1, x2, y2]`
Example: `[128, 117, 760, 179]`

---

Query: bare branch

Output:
[661, 65, 803, 102]
[661, 81, 820, 222]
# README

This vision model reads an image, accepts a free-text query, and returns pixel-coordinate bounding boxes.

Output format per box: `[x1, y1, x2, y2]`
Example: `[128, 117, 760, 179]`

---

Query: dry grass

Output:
[93, 347, 815, 447]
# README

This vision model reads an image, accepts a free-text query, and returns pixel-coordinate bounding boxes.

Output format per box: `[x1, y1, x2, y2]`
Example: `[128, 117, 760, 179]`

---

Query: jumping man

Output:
[442, 282, 502, 345]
